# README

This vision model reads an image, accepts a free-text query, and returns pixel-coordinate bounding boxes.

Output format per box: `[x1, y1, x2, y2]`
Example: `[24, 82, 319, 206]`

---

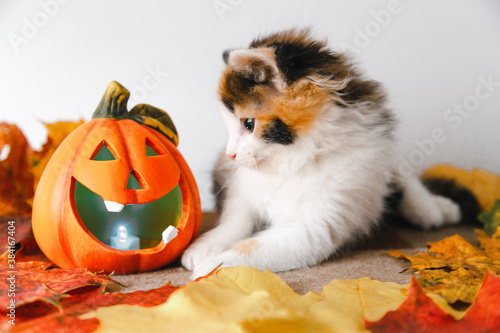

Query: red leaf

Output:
[10, 283, 179, 332]
[0, 266, 115, 311]
[10, 314, 100, 333]
[365, 272, 500, 332]
[459, 271, 500, 331]
[365, 277, 456, 333]
[0, 217, 51, 267]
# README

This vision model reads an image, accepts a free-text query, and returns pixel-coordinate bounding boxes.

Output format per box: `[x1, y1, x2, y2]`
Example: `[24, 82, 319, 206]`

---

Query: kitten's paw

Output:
[435, 196, 461, 224]
[181, 241, 226, 271]
[190, 250, 248, 280]
[409, 195, 461, 229]
[191, 258, 226, 280]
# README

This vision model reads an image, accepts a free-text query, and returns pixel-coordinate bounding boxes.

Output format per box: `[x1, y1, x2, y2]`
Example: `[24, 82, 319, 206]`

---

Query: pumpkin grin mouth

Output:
[73, 179, 183, 250]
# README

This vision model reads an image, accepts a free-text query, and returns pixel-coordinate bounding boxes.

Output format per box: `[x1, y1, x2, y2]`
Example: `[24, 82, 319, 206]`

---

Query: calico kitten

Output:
[182, 29, 464, 279]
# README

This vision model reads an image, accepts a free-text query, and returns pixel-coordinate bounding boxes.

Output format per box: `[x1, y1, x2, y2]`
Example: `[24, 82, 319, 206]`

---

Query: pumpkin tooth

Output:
[104, 201, 125, 213]
[162, 225, 179, 244]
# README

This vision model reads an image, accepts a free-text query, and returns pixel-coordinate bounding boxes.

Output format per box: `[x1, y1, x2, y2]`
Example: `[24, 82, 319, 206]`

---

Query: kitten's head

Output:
[217, 29, 385, 171]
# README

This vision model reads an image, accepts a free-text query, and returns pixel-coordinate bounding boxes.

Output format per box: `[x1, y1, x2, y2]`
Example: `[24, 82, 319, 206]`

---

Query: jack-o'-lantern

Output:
[32, 81, 201, 274]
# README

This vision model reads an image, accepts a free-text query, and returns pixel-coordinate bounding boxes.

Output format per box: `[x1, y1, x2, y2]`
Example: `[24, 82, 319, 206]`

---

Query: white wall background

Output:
[1, 0, 499, 211]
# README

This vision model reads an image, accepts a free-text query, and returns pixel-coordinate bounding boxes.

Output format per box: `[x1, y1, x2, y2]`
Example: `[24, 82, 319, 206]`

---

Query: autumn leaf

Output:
[459, 271, 500, 331]
[390, 228, 500, 303]
[365, 277, 457, 332]
[0, 257, 117, 332]
[365, 272, 500, 332]
[0, 123, 34, 215]
[86, 266, 411, 333]
[0, 217, 49, 266]
[0, 217, 115, 312]
[0, 265, 115, 310]
[10, 283, 180, 333]
[479, 199, 500, 235]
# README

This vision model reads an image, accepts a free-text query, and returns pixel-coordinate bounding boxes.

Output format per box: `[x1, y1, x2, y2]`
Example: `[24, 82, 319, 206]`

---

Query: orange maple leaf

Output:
[0, 123, 34, 215]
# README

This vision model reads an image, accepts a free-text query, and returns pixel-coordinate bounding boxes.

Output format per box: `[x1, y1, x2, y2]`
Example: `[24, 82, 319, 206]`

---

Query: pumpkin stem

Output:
[92, 81, 130, 119]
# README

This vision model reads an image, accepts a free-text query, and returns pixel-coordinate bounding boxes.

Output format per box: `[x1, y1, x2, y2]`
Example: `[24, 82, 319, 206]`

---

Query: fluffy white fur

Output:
[182, 99, 461, 279]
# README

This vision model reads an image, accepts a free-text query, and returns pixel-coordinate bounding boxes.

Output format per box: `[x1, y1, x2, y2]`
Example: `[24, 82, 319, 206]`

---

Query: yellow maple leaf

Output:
[476, 227, 500, 258]
[390, 228, 500, 304]
[419, 268, 484, 304]
[85, 266, 412, 333]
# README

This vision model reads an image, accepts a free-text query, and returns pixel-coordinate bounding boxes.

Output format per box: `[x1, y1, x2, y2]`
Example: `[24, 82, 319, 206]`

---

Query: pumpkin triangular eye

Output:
[145, 138, 164, 157]
[146, 144, 158, 157]
[91, 141, 116, 161]
[126, 170, 143, 189]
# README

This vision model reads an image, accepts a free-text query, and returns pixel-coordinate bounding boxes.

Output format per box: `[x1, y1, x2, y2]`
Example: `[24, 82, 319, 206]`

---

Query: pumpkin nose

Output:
[126, 170, 144, 189]
[228, 153, 236, 161]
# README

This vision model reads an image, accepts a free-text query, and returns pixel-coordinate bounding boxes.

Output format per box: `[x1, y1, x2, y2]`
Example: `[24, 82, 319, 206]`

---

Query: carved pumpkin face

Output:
[32, 81, 201, 274]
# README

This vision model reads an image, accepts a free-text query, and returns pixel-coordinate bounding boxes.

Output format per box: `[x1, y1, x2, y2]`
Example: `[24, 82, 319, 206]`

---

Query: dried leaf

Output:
[365, 277, 457, 332]
[0, 123, 34, 215]
[87, 266, 410, 333]
[390, 228, 500, 303]
[0, 220, 114, 310]
[0, 265, 114, 310]
[10, 283, 179, 333]
[0, 217, 52, 270]
[476, 227, 500, 258]
[419, 268, 483, 304]
[459, 271, 500, 330]
[365, 272, 500, 332]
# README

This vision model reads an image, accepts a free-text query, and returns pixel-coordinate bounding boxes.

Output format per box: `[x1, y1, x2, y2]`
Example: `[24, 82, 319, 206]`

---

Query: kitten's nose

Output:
[228, 153, 236, 161]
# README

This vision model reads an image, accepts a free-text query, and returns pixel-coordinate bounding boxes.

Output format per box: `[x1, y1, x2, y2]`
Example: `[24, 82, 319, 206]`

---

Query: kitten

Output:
[182, 29, 465, 279]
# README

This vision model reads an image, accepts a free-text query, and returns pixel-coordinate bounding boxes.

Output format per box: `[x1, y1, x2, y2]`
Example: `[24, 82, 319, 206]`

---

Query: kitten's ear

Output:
[225, 49, 279, 84]
[222, 49, 232, 64]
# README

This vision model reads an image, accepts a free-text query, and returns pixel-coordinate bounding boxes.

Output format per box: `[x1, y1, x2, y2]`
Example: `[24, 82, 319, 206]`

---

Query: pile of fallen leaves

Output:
[390, 229, 500, 305]
[83, 267, 500, 333]
[1, 217, 499, 332]
[85, 231, 500, 332]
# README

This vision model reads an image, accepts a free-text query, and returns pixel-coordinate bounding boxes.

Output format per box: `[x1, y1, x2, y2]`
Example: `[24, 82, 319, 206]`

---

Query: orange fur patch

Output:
[269, 80, 331, 134]
[233, 239, 258, 255]
[237, 80, 332, 138]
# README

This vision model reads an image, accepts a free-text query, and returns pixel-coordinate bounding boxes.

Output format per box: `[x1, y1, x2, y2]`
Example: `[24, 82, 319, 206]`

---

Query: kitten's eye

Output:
[243, 118, 255, 132]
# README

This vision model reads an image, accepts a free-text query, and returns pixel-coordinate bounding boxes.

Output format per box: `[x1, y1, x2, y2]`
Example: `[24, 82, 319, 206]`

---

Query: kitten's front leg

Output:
[181, 195, 255, 271]
[191, 219, 335, 279]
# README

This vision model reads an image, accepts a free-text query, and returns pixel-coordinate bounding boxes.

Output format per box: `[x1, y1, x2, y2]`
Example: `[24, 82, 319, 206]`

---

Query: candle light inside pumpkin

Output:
[110, 225, 140, 250]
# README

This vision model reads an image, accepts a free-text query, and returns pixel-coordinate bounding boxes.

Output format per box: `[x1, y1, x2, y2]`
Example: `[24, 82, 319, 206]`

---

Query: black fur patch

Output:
[262, 118, 296, 145]
[222, 71, 259, 112]
[251, 33, 339, 85]
[422, 177, 481, 224]
[249, 29, 386, 106]
[220, 57, 276, 112]
[337, 78, 386, 107]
